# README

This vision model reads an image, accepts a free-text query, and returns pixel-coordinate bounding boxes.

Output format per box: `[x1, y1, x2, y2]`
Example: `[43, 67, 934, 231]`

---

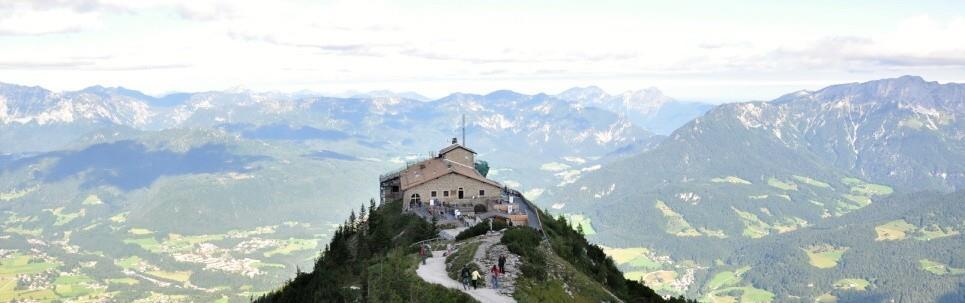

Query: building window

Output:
[431, 191, 437, 197]
[479, 189, 485, 196]
[391, 186, 399, 192]
[443, 191, 449, 197]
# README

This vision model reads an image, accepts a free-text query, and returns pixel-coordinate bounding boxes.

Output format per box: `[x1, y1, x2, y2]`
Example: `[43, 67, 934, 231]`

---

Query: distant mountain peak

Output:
[349, 90, 430, 101]
[484, 89, 526, 99]
[559, 85, 608, 96]
[80, 85, 156, 100]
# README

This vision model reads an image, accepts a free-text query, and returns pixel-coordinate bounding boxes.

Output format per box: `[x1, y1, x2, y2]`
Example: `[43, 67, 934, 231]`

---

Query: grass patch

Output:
[771, 216, 808, 234]
[803, 244, 848, 269]
[45, 207, 85, 226]
[365, 249, 476, 302]
[919, 259, 965, 276]
[833, 278, 871, 291]
[124, 237, 164, 253]
[706, 271, 740, 291]
[263, 238, 319, 257]
[627, 270, 676, 291]
[842, 177, 893, 196]
[875, 219, 916, 241]
[816, 293, 838, 303]
[627, 255, 661, 270]
[166, 233, 226, 252]
[733, 208, 770, 239]
[705, 266, 750, 291]
[108, 277, 140, 285]
[514, 278, 602, 303]
[841, 194, 872, 207]
[602, 246, 650, 265]
[252, 261, 286, 269]
[655, 200, 701, 237]
[711, 176, 752, 185]
[445, 241, 481, 281]
[146, 270, 192, 283]
[766, 177, 798, 191]
[53, 274, 101, 298]
[0, 253, 58, 275]
[793, 175, 831, 188]
[0, 286, 58, 302]
[110, 212, 128, 223]
[740, 287, 775, 302]
[115, 255, 146, 269]
[0, 186, 38, 201]
[565, 214, 596, 235]
[698, 227, 728, 239]
[128, 228, 153, 235]
[4, 226, 42, 237]
[132, 291, 190, 303]
[514, 246, 619, 303]
[916, 225, 960, 240]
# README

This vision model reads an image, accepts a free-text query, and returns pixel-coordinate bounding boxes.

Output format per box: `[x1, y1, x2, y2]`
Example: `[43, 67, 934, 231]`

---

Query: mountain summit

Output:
[555, 86, 712, 135]
[547, 76, 964, 302]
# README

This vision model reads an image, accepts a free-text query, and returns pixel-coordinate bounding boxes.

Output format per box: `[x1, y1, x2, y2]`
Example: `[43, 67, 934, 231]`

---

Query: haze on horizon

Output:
[2, 0, 965, 102]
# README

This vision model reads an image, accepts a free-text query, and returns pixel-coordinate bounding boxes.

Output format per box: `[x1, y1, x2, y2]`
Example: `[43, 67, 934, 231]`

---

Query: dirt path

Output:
[416, 250, 516, 303]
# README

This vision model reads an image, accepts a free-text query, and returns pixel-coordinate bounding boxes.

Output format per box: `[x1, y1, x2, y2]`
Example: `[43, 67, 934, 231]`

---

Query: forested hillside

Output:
[257, 198, 694, 302]
[544, 77, 965, 302]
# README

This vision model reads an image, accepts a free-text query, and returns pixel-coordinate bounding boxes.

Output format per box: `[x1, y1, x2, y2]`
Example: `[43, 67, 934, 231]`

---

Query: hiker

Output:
[460, 265, 470, 290]
[419, 244, 427, 265]
[490, 264, 500, 288]
[471, 268, 481, 289]
[498, 255, 506, 274]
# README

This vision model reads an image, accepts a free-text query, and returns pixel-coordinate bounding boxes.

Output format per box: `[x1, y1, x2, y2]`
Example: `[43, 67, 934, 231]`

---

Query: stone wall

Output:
[441, 148, 474, 167]
[404, 173, 500, 208]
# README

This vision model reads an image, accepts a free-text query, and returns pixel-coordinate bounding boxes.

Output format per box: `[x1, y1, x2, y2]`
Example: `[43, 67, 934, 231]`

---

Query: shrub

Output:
[501, 227, 546, 279]
[455, 219, 508, 241]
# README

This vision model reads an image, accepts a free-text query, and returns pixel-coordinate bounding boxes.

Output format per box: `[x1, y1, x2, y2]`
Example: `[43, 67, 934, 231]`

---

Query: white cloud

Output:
[0, 5, 102, 35]
[0, 2, 964, 100]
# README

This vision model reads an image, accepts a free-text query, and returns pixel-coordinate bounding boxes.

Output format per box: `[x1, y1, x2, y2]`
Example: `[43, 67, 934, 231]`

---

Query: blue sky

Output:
[1, 0, 964, 102]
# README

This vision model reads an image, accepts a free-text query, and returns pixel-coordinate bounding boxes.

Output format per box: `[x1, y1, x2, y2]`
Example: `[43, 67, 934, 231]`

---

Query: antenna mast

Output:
[462, 114, 466, 146]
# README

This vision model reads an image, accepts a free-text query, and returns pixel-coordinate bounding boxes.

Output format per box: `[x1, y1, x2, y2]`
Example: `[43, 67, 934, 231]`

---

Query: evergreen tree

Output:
[360, 204, 367, 223]
[348, 210, 356, 230]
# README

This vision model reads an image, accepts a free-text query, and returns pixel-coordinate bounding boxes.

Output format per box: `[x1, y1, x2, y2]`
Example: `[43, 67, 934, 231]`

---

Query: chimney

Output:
[452, 137, 458, 144]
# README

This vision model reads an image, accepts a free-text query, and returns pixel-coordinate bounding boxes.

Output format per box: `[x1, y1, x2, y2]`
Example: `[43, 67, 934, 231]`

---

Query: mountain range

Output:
[0, 76, 961, 302]
[0, 81, 711, 302]
[547, 76, 964, 302]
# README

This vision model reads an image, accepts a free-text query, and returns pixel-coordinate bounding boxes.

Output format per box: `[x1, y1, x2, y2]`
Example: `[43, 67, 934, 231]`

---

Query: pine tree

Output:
[348, 210, 356, 230]
[359, 204, 367, 223]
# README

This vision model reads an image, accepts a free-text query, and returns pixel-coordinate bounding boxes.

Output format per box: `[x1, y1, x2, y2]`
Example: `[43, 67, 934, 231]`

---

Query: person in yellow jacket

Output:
[471, 269, 482, 289]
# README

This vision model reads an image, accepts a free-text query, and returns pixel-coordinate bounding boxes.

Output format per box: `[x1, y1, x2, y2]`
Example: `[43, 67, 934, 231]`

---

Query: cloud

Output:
[763, 17, 965, 70]
[0, 60, 190, 71]
[0, 60, 93, 69]
[1, 2, 965, 101]
[0, 5, 101, 35]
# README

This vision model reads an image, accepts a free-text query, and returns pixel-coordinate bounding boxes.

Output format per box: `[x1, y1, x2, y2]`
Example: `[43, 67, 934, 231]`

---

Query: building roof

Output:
[400, 157, 500, 191]
[439, 143, 476, 155]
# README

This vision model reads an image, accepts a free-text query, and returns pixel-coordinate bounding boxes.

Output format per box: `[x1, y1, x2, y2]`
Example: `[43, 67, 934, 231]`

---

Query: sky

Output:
[1, 0, 964, 102]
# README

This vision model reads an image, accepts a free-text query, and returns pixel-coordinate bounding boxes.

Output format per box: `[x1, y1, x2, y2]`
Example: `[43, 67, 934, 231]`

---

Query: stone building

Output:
[380, 138, 501, 210]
